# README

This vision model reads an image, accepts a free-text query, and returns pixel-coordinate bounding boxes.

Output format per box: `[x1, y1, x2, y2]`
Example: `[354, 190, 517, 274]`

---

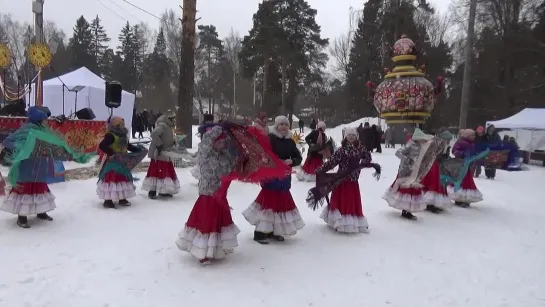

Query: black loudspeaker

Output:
[36, 106, 51, 117]
[75, 108, 96, 120]
[105, 81, 122, 108]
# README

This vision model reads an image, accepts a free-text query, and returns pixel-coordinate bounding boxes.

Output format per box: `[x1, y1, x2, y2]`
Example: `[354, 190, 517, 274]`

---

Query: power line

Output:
[120, 0, 163, 21]
[94, 0, 128, 21]
[106, 0, 140, 21]
[118, 0, 183, 30]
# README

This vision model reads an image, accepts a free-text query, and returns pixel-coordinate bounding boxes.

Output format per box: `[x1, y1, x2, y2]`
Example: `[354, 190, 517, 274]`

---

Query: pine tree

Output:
[346, 0, 382, 117]
[142, 28, 173, 110]
[240, 0, 328, 119]
[117, 22, 138, 92]
[90, 15, 110, 76]
[197, 25, 223, 114]
[69, 16, 96, 73]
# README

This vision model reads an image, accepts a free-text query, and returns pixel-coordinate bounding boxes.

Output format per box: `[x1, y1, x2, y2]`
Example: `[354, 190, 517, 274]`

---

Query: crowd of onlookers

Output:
[132, 109, 161, 139]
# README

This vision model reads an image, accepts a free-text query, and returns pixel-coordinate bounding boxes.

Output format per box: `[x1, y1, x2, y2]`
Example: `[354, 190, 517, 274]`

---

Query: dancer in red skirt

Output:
[142, 110, 180, 199]
[243, 116, 304, 244]
[382, 128, 434, 220]
[421, 130, 453, 213]
[1, 107, 93, 228]
[176, 126, 240, 265]
[297, 121, 326, 182]
[97, 116, 143, 208]
[316, 128, 376, 233]
[449, 129, 483, 207]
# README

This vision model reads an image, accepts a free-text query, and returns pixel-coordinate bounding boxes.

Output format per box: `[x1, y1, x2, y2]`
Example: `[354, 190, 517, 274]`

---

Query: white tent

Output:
[30, 67, 135, 132]
[487, 108, 545, 151]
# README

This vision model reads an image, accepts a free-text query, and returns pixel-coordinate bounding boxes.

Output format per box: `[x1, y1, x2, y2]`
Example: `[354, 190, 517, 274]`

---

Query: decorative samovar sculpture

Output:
[366, 35, 444, 125]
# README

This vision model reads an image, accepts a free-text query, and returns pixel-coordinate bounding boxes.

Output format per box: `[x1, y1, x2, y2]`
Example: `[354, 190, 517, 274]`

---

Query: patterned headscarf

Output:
[108, 116, 129, 146]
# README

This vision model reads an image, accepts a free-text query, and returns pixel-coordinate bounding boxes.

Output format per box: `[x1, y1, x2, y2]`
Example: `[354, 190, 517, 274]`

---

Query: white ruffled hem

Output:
[320, 207, 369, 233]
[296, 170, 316, 182]
[1, 192, 56, 215]
[190, 166, 200, 180]
[382, 188, 426, 213]
[422, 191, 453, 209]
[175, 224, 240, 260]
[242, 202, 305, 236]
[97, 181, 136, 200]
[447, 186, 483, 203]
[141, 177, 180, 194]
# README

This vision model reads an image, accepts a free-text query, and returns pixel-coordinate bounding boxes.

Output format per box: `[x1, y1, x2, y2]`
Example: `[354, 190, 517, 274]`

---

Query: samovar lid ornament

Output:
[366, 34, 445, 125]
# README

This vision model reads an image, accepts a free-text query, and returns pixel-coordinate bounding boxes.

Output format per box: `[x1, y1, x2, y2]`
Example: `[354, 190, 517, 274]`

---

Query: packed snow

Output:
[1, 120, 544, 307]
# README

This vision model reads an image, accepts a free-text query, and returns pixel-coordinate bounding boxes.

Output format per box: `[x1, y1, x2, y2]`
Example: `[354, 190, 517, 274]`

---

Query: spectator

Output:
[298, 118, 305, 133]
[384, 126, 394, 148]
[309, 118, 317, 130]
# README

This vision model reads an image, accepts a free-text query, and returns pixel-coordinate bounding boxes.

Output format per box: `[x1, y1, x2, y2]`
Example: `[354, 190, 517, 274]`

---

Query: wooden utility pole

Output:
[177, 0, 197, 147]
[32, 0, 44, 106]
[458, 0, 478, 129]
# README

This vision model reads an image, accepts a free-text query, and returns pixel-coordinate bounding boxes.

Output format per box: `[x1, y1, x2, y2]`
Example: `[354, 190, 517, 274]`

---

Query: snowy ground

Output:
[1, 122, 545, 307]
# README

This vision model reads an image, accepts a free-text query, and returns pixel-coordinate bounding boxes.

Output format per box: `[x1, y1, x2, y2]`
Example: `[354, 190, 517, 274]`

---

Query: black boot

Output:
[103, 200, 115, 209]
[17, 215, 30, 228]
[253, 231, 269, 244]
[148, 191, 157, 199]
[455, 201, 470, 208]
[159, 193, 173, 198]
[426, 205, 443, 214]
[267, 232, 285, 242]
[37, 212, 53, 221]
[401, 210, 417, 220]
[118, 199, 131, 206]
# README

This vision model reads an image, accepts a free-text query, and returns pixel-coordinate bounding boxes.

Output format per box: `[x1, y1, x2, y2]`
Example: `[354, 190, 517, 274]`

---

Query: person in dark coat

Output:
[243, 115, 304, 244]
[309, 118, 317, 130]
[483, 124, 501, 179]
[297, 120, 327, 182]
[357, 123, 365, 144]
[361, 122, 375, 151]
[372, 124, 382, 153]
[134, 113, 145, 139]
[298, 118, 305, 133]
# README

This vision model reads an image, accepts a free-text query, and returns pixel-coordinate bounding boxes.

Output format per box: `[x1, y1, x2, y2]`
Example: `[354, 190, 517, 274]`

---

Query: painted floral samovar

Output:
[366, 35, 444, 124]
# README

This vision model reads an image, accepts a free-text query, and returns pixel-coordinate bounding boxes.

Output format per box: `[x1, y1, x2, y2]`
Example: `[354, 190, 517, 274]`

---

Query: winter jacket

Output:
[99, 133, 140, 156]
[309, 120, 317, 130]
[316, 144, 372, 182]
[198, 123, 217, 138]
[197, 126, 236, 196]
[148, 115, 176, 161]
[395, 140, 422, 173]
[262, 128, 302, 191]
[362, 127, 375, 150]
[305, 128, 327, 158]
[452, 137, 474, 159]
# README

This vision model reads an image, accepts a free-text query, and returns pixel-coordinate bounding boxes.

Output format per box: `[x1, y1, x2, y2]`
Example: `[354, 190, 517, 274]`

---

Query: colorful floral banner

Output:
[0, 117, 106, 153]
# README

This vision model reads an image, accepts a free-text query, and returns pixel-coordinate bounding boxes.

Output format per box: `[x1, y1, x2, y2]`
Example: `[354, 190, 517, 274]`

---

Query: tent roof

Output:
[43, 67, 134, 96]
[486, 108, 545, 130]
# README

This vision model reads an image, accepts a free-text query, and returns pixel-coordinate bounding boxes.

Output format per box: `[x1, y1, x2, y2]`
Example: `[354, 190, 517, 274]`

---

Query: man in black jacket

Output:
[483, 124, 502, 179]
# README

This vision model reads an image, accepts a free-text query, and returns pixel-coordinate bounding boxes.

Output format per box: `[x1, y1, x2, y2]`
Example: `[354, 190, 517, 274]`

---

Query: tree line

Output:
[1, 0, 544, 129]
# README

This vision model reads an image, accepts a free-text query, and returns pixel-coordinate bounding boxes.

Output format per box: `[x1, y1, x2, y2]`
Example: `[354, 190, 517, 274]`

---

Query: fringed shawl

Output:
[7, 124, 95, 185]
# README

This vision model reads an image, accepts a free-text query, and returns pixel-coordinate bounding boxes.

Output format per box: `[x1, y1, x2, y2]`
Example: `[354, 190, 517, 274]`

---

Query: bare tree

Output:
[160, 9, 182, 75]
[329, 34, 351, 81]
[224, 28, 241, 116]
[0, 14, 29, 75]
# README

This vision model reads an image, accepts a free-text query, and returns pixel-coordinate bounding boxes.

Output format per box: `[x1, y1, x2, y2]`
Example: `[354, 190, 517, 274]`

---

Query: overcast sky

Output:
[2, 0, 450, 46]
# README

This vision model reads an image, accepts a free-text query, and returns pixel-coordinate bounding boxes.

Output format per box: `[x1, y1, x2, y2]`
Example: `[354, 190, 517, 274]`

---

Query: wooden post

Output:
[32, 0, 45, 107]
[458, 0, 477, 129]
[177, 0, 197, 147]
